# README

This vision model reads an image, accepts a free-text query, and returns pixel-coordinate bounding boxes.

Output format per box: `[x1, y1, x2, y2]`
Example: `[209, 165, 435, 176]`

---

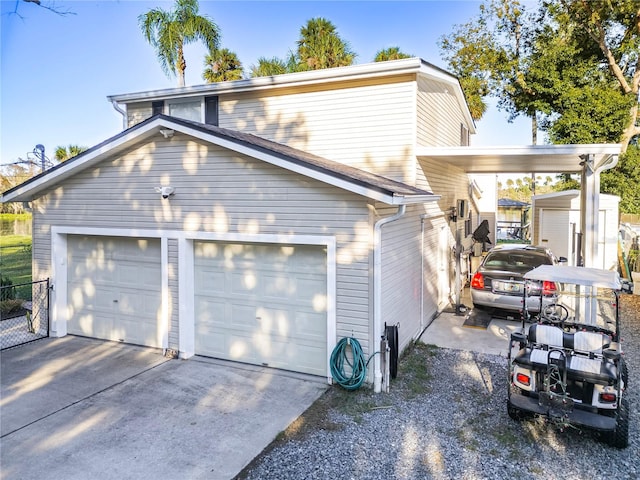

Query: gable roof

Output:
[1, 114, 438, 206]
[107, 58, 476, 134]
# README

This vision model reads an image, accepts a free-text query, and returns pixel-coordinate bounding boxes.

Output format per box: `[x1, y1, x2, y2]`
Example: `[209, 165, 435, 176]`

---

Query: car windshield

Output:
[483, 250, 552, 273]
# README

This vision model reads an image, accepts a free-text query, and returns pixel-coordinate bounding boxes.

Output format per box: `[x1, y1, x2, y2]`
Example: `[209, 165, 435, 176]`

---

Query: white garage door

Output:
[194, 241, 327, 376]
[67, 236, 162, 347]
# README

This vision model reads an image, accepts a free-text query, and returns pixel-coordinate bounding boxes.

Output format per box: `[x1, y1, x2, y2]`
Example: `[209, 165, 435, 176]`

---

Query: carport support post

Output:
[579, 152, 619, 268]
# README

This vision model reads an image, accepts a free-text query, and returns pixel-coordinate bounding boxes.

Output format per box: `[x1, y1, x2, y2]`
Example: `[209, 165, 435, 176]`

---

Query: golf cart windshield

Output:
[524, 265, 620, 333]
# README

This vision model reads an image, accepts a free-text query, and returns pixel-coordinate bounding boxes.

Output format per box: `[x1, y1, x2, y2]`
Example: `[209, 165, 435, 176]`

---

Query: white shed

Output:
[531, 190, 620, 270]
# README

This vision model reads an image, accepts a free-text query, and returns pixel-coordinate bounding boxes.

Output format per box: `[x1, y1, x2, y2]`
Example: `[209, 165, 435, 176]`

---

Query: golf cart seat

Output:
[513, 324, 618, 385]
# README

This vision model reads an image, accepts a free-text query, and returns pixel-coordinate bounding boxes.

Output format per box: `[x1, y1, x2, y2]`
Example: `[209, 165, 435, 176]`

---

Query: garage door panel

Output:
[194, 241, 327, 376]
[67, 236, 162, 348]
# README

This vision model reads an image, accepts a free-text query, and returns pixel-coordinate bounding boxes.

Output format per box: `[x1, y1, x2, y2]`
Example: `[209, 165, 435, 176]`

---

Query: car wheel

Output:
[603, 396, 629, 449]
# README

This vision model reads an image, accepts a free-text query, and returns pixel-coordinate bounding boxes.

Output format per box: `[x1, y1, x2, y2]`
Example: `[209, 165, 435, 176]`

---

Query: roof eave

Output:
[107, 58, 425, 104]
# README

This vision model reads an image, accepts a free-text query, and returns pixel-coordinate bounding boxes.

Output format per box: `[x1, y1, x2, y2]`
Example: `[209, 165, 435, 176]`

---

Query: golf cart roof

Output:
[524, 265, 621, 289]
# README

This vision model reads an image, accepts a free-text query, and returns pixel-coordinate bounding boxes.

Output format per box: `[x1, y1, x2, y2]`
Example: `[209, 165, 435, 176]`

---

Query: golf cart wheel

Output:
[507, 385, 533, 421]
[603, 397, 629, 449]
[621, 358, 629, 389]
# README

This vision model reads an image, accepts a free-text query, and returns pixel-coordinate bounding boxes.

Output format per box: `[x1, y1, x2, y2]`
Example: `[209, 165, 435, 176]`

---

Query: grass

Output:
[0, 234, 33, 299]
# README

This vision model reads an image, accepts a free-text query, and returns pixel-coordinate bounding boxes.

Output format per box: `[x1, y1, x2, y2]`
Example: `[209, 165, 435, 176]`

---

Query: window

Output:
[205, 96, 219, 125]
[152, 101, 164, 116]
[168, 99, 201, 122]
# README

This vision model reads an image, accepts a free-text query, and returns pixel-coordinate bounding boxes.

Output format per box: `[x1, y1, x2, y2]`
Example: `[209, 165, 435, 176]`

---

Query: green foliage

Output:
[439, 0, 640, 149]
[374, 47, 411, 62]
[250, 17, 355, 77]
[203, 48, 243, 82]
[0, 275, 15, 301]
[250, 57, 288, 77]
[139, 0, 220, 87]
[54, 144, 87, 162]
[601, 145, 640, 214]
[0, 235, 32, 299]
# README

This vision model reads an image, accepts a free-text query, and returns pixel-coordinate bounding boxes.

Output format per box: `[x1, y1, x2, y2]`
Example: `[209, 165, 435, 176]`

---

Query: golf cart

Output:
[507, 265, 629, 448]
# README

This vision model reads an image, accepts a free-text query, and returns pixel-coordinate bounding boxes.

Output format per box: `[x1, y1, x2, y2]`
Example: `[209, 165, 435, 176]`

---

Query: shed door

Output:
[539, 210, 573, 264]
[194, 241, 327, 376]
[67, 236, 162, 347]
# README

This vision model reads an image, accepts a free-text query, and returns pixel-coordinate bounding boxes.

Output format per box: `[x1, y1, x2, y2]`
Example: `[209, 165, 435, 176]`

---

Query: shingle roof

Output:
[1, 114, 437, 205]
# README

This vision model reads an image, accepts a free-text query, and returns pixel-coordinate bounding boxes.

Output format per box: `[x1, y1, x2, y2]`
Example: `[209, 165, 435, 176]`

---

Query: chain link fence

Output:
[1, 279, 49, 350]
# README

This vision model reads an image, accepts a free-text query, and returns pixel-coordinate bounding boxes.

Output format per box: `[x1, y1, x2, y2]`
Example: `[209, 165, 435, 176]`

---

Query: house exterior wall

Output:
[123, 76, 418, 185]
[31, 133, 375, 356]
[217, 77, 417, 185]
[377, 203, 425, 352]
[416, 76, 469, 147]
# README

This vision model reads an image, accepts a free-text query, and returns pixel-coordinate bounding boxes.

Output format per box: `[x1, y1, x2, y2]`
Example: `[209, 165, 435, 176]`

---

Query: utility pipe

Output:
[373, 204, 406, 393]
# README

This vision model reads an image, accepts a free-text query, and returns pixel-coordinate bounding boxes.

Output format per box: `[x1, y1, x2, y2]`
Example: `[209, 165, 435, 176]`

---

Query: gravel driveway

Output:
[236, 294, 639, 480]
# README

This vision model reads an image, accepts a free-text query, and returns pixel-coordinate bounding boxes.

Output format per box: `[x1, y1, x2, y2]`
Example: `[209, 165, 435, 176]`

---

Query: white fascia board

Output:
[107, 58, 424, 104]
[1, 121, 163, 202]
[418, 144, 621, 157]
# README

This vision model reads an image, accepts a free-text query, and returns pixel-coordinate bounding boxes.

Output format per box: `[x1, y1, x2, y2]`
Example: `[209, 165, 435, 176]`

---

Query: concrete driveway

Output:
[1, 336, 327, 480]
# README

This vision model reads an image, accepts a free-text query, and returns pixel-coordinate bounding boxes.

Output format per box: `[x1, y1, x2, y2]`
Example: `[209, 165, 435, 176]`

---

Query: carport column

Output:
[579, 153, 619, 268]
[373, 205, 406, 393]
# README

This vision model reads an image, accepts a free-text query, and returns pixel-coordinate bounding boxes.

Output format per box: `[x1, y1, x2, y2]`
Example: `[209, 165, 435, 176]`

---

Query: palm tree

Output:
[374, 47, 411, 62]
[203, 48, 243, 83]
[54, 144, 86, 162]
[139, 0, 219, 87]
[294, 17, 356, 71]
[250, 57, 288, 77]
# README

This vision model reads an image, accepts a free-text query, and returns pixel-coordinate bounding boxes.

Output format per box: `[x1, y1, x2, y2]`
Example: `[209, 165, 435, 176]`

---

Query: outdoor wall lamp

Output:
[159, 129, 174, 139]
[154, 186, 175, 199]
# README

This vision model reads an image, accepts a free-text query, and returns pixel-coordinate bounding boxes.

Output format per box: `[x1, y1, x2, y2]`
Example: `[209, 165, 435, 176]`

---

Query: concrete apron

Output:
[0, 336, 327, 480]
[420, 310, 522, 356]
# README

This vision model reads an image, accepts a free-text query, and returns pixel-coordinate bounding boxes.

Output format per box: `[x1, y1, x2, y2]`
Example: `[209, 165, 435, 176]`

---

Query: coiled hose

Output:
[330, 337, 367, 390]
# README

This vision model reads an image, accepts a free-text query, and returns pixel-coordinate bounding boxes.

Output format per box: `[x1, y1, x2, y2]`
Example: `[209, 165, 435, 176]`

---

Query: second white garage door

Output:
[67, 235, 162, 348]
[194, 241, 327, 376]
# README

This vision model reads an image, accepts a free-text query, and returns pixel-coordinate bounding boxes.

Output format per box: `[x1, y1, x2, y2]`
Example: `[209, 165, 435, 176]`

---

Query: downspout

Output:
[110, 99, 127, 130]
[373, 204, 406, 393]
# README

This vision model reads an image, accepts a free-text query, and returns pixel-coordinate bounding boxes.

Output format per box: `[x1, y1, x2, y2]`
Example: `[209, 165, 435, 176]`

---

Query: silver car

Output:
[470, 244, 563, 314]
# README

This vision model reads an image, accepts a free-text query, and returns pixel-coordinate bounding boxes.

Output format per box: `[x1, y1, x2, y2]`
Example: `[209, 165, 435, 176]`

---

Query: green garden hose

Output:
[329, 337, 368, 390]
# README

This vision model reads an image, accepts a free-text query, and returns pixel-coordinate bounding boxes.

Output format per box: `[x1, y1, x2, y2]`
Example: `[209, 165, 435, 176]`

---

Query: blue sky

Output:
[0, 0, 533, 166]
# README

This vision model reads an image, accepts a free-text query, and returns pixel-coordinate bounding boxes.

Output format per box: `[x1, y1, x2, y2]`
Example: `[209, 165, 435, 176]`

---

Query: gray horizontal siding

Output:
[34, 133, 374, 355]
[378, 204, 425, 352]
[219, 80, 417, 184]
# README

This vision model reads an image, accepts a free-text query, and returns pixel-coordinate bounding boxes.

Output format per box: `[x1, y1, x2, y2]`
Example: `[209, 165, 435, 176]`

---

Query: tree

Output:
[139, 0, 220, 87]
[249, 57, 288, 77]
[439, 0, 639, 151]
[600, 145, 640, 214]
[249, 18, 356, 78]
[203, 48, 243, 83]
[7, 0, 75, 17]
[54, 144, 86, 162]
[374, 47, 411, 62]
[294, 17, 356, 71]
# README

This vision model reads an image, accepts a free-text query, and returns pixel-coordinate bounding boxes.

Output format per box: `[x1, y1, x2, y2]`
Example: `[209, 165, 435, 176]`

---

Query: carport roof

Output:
[1, 115, 438, 206]
[416, 144, 621, 174]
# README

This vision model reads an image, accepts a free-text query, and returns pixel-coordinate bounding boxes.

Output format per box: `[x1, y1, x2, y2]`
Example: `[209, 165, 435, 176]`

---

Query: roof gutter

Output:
[373, 204, 406, 393]
[110, 99, 127, 130]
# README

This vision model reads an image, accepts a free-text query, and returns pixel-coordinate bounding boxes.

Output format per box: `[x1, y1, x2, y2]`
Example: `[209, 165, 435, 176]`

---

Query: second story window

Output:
[152, 101, 164, 116]
[168, 99, 201, 122]
[205, 96, 218, 126]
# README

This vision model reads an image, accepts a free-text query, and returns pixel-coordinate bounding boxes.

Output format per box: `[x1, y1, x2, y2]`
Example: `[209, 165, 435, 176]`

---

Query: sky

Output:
[0, 0, 535, 167]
